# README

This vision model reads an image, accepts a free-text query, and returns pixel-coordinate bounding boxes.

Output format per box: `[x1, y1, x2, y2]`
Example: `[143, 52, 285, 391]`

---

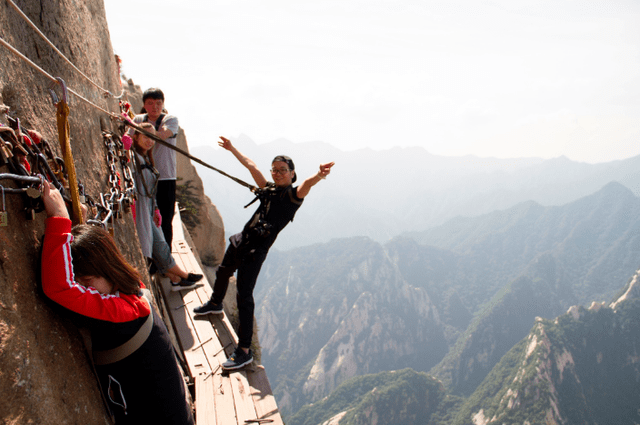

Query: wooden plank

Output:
[169, 251, 230, 369]
[214, 371, 239, 425]
[174, 240, 200, 267]
[246, 366, 285, 425]
[226, 370, 259, 424]
[174, 239, 192, 254]
[195, 374, 217, 425]
[169, 205, 285, 424]
[172, 205, 186, 241]
[157, 275, 212, 377]
[208, 314, 238, 360]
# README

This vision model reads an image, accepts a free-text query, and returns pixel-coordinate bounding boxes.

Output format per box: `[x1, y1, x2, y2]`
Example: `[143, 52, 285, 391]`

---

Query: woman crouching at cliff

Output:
[40, 180, 194, 424]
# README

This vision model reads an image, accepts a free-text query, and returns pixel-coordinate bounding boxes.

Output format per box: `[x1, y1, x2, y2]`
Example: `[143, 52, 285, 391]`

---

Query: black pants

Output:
[212, 234, 268, 349]
[156, 180, 176, 247]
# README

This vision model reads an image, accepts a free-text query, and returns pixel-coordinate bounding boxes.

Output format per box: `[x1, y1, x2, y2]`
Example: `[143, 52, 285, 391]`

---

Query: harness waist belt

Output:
[93, 312, 154, 365]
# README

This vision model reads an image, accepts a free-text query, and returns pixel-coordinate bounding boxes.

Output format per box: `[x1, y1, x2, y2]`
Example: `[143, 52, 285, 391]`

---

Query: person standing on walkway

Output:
[133, 88, 179, 247]
[193, 136, 334, 370]
[132, 123, 202, 291]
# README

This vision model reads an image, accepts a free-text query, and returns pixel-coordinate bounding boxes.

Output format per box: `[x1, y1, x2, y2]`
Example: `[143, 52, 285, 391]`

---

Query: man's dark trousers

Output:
[212, 237, 268, 349]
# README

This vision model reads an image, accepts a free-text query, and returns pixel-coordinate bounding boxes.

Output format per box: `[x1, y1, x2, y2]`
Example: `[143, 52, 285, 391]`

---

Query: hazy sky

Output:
[105, 0, 640, 163]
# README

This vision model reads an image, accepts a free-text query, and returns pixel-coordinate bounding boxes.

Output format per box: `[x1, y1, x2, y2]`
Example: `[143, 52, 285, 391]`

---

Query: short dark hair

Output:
[142, 87, 165, 102]
[272, 155, 296, 182]
[70, 225, 143, 295]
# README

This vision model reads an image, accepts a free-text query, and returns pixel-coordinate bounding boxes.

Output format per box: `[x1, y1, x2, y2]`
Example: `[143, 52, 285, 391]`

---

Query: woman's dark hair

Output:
[70, 225, 142, 295]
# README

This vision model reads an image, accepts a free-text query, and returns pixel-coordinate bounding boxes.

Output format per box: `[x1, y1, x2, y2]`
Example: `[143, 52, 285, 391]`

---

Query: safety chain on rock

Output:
[85, 131, 136, 234]
[0, 115, 69, 222]
[0, 112, 136, 233]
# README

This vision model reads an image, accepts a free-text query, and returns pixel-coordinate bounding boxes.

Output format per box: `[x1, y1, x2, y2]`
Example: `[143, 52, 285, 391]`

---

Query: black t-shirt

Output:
[242, 184, 303, 250]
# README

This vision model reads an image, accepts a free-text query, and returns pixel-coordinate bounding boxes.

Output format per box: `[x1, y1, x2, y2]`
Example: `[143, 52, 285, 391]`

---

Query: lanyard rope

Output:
[5, 0, 125, 99]
[0, 37, 117, 117]
[0, 36, 256, 194]
[122, 120, 258, 193]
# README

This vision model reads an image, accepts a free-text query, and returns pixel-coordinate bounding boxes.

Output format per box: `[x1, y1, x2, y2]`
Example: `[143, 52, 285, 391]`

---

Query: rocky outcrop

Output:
[257, 237, 449, 415]
[288, 368, 448, 425]
[175, 129, 225, 265]
[610, 268, 640, 310]
[0, 1, 224, 423]
[455, 287, 640, 425]
[123, 82, 226, 267]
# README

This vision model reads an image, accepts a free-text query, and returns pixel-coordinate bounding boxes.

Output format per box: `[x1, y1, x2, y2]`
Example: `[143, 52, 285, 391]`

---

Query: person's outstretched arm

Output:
[219, 136, 268, 188]
[296, 162, 335, 199]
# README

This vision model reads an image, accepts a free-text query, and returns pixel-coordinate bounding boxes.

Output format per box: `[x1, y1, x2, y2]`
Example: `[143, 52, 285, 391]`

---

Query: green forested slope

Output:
[257, 182, 640, 420]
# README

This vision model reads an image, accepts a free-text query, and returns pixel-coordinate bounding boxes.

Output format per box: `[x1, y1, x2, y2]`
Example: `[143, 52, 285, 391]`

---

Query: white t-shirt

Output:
[132, 114, 179, 180]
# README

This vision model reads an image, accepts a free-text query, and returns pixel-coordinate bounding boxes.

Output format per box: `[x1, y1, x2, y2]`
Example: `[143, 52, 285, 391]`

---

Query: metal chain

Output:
[86, 131, 136, 233]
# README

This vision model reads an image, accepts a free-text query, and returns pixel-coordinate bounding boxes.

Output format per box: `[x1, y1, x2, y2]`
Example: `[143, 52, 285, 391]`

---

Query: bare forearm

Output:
[297, 174, 323, 198]
[220, 137, 267, 187]
[229, 144, 257, 170]
[297, 162, 335, 198]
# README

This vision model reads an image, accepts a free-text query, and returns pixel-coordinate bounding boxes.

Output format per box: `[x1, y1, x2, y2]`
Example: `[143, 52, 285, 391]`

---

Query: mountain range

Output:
[192, 136, 640, 250]
[248, 181, 640, 422]
[7, 0, 636, 422]
[287, 280, 640, 425]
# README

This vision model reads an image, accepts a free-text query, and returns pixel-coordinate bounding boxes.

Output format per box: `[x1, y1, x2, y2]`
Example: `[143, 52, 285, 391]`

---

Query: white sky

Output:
[105, 0, 640, 163]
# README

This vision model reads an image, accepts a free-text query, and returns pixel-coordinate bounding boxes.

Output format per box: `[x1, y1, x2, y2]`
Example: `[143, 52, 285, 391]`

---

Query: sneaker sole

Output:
[222, 357, 253, 370]
[193, 309, 224, 316]
[171, 283, 200, 292]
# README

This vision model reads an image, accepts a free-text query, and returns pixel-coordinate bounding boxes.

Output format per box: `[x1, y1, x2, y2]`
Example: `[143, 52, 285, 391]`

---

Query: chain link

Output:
[86, 131, 136, 232]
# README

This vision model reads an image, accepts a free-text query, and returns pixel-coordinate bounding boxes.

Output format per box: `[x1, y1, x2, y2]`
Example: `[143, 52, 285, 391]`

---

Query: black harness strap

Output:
[144, 113, 166, 132]
[244, 184, 302, 223]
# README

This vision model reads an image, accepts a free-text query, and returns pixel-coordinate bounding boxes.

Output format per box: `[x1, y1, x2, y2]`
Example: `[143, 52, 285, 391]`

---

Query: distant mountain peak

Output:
[598, 180, 634, 194]
[579, 180, 637, 206]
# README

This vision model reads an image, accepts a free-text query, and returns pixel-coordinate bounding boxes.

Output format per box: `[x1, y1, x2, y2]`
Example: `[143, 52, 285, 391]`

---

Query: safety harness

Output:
[92, 297, 154, 366]
[243, 183, 303, 241]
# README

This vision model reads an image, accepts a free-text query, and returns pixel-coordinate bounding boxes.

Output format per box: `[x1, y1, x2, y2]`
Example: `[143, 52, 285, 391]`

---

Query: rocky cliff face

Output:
[453, 273, 640, 425]
[292, 369, 448, 425]
[123, 81, 226, 266]
[286, 271, 640, 425]
[256, 237, 450, 415]
[0, 1, 223, 422]
[258, 182, 640, 421]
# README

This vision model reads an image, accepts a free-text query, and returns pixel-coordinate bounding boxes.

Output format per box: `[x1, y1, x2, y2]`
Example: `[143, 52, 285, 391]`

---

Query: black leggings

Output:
[211, 236, 268, 349]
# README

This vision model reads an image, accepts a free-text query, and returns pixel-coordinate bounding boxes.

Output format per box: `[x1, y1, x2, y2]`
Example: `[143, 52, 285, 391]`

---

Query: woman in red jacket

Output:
[40, 180, 194, 424]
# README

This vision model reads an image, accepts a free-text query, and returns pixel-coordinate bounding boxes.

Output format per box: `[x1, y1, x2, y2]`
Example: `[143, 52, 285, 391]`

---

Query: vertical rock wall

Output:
[0, 1, 224, 422]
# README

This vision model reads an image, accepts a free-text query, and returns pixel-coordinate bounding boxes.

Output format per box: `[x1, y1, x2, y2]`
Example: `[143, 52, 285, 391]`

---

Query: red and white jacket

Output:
[41, 217, 194, 424]
[41, 217, 150, 324]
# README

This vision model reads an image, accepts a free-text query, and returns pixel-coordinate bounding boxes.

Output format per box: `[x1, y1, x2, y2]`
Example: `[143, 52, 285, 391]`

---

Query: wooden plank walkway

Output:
[155, 207, 284, 425]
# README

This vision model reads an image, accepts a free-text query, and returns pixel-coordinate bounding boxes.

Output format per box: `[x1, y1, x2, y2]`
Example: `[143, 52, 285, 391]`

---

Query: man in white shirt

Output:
[133, 88, 179, 246]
